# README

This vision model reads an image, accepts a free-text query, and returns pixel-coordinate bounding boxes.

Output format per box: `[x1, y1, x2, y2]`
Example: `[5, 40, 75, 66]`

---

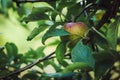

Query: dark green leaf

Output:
[55, 42, 67, 63]
[66, 3, 82, 20]
[0, 46, 4, 52]
[0, 50, 8, 67]
[27, 26, 47, 41]
[5, 43, 18, 57]
[42, 29, 70, 44]
[23, 48, 37, 62]
[24, 7, 53, 22]
[94, 60, 114, 79]
[106, 19, 120, 50]
[71, 41, 95, 68]
[93, 50, 117, 79]
[21, 70, 40, 80]
[94, 33, 109, 49]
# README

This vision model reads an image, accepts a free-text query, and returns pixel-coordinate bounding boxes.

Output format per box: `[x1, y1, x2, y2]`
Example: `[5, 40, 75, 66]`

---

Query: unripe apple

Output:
[61, 22, 89, 48]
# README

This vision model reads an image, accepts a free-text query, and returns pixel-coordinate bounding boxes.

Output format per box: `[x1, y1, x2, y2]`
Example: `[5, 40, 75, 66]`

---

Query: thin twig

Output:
[73, 3, 96, 22]
[0, 52, 70, 80]
[84, 0, 120, 44]
[0, 52, 55, 80]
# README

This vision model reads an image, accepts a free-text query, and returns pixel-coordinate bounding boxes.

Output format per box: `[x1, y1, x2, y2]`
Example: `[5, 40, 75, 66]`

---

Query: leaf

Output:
[42, 29, 70, 44]
[66, 3, 82, 20]
[44, 62, 89, 78]
[55, 42, 67, 63]
[44, 72, 75, 78]
[106, 19, 120, 50]
[71, 41, 95, 68]
[5, 43, 18, 57]
[94, 33, 109, 49]
[38, 20, 54, 26]
[94, 59, 114, 79]
[33, 2, 54, 10]
[0, 46, 4, 52]
[0, 49, 8, 67]
[36, 46, 45, 57]
[27, 26, 47, 41]
[93, 50, 116, 62]
[62, 62, 89, 73]
[24, 7, 53, 23]
[1, 0, 8, 12]
[93, 50, 117, 79]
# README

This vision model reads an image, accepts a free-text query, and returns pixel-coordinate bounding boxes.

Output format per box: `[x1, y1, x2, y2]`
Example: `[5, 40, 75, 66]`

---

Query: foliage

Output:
[0, 0, 120, 80]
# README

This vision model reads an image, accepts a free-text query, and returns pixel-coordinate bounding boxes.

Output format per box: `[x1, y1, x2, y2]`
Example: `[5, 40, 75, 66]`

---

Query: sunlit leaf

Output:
[106, 19, 120, 50]
[42, 29, 70, 44]
[33, 2, 54, 10]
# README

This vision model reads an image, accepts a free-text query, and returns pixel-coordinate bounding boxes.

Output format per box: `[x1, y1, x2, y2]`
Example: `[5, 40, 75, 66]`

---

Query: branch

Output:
[0, 52, 70, 80]
[13, 0, 55, 3]
[13, 0, 56, 6]
[84, 0, 120, 44]
[95, 0, 120, 30]
[0, 52, 55, 80]
[73, 3, 96, 22]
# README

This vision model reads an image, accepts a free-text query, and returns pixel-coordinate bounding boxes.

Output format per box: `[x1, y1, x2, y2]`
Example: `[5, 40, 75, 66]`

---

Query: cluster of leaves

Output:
[0, 0, 120, 80]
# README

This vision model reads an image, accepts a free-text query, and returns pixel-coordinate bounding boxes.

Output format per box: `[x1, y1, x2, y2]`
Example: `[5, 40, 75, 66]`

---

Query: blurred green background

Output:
[0, 2, 58, 53]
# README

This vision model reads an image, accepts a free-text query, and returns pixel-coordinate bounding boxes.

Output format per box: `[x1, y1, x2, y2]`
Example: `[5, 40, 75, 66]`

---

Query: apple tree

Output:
[0, 0, 120, 80]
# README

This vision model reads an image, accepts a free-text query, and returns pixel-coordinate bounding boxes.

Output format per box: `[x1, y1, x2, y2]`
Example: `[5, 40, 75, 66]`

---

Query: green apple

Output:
[61, 22, 89, 47]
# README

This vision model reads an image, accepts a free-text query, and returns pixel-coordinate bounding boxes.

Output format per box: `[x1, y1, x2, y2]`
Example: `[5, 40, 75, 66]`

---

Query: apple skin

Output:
[61, 22, 89, 48]
[64, 22, 88, 37]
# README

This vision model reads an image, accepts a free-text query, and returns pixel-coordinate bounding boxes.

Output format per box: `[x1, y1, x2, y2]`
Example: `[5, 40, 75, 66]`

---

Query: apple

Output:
[61, 22, 89, 47]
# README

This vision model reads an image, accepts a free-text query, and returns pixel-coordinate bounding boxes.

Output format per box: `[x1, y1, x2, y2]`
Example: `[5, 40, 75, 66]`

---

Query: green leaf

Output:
[0, 49, 8, 67]
[24, 7, 53, 22]
[5, 43, 18, 57]
[23, 48, 37, 62]
[66, 3, 82, 20]
[27, 26, 47, 41]
[0, 46, 4, 52]
[36, 46, 45, 57]
[42, 29, 70, 44]
[94, 59, 114, 79]
[44, 62, 89, 78]
[21, 70, 40, 80]
[93, 50, 118, 79]
[62, 62, 89, 73]
[37, 20, 54, 26]
[33, 2, 54, 10]
[106, 19, 120, 50]
[55, 42, 67, 63]
[94, 33, 109, 49]
[44, 72, 75, 78]
[1, 0, 8, 12]
[71, 41, 95, 68]
[93, 51, 115, 62]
